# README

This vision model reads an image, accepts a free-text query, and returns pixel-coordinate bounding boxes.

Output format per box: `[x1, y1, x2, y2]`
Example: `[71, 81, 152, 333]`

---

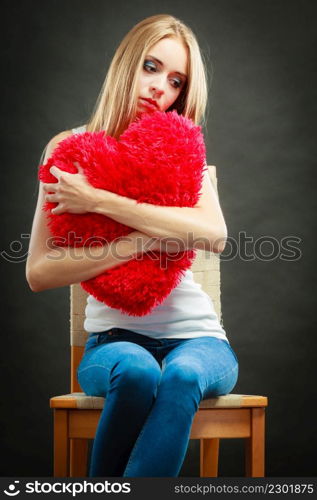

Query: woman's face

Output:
[136, 37, 188, 116]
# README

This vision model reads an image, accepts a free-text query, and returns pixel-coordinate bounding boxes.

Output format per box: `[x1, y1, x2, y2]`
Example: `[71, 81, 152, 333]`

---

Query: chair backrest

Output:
[70, 166, 222, 392]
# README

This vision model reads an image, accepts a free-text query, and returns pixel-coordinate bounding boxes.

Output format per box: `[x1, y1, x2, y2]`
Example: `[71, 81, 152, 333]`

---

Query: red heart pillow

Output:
[39, 110, 206, 316]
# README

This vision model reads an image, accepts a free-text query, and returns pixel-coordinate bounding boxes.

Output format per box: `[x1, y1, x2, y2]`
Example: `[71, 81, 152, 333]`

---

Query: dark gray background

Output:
[1, 0, 316, 477]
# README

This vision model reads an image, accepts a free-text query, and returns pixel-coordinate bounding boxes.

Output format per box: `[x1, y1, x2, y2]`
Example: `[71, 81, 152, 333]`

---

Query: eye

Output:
[143, 59, 184, 90]
[143, 60, 156, 72]
[171, 78, 182, 89]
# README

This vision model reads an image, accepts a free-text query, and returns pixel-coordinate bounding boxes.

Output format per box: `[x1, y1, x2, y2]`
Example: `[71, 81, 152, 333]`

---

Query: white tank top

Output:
[72, 125, 228, 343]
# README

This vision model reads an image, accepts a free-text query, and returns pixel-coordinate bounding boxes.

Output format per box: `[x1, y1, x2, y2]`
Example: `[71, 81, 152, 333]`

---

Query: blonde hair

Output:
[86, 14, 208, 138]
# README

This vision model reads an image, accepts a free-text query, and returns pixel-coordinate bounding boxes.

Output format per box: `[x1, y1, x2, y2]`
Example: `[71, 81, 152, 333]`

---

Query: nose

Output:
[151, 86, 164, 98]
[150, 74, 165, 98]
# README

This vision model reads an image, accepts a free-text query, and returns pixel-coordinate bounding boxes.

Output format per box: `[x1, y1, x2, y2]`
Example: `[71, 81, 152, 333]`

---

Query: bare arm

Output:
[92, 167, 227, 252]
[45, 164, 228, 253]
[25, 132, 160, 292]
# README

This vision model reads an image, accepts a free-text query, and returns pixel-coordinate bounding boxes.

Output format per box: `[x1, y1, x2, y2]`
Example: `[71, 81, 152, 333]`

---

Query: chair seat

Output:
[50, 392, 268, 410]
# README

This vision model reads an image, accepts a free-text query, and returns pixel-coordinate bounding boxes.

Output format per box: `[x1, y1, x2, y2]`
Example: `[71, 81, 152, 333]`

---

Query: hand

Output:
[42, 163, 97, 215]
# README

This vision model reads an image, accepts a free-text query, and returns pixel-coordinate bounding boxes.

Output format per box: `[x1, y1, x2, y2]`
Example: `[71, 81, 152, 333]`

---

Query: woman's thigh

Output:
[161, 337, 239, 398]
[77, 339, 162, 397]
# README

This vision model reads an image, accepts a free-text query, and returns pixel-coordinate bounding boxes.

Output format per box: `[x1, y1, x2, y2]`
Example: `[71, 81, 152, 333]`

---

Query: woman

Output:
[26, 14, 238, 477]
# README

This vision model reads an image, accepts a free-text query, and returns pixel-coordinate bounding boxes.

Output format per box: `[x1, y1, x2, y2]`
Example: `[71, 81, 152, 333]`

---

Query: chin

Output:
[136, 109, 152, 118]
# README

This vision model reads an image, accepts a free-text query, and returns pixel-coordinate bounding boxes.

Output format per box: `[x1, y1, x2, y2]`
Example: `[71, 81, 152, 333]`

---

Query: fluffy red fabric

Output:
[39, 110, 206, 316]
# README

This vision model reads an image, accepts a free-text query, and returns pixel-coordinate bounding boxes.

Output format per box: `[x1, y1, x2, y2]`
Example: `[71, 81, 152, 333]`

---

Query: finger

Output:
[49, 165, 63, 179]
[51, 204, 64, 215]
[74, 162, 85, 175]
[45, 193, 59, 203]
[42, 183, 57, 192]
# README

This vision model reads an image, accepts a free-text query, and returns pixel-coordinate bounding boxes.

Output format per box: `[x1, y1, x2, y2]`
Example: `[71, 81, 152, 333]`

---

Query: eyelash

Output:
[143, 60, 183, 89]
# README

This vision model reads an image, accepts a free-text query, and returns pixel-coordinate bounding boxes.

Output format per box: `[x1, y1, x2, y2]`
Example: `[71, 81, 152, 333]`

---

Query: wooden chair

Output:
[50, 167, 268, 477]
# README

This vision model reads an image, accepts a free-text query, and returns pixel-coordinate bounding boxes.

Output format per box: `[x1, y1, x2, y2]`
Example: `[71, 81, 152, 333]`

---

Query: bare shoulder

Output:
[47, 129, 73, 151]
[42, 129, 73, 164]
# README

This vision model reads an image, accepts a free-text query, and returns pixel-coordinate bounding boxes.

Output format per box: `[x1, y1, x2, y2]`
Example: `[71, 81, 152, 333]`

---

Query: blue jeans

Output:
[77, 328, 239, 477]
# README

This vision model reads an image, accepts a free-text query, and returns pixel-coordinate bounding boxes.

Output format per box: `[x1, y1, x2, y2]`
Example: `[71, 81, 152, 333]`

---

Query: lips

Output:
[140, 98, 159, 111]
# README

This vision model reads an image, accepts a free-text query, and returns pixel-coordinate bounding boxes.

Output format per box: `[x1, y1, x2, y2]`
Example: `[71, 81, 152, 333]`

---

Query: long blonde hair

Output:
[86, 14, 208, 138]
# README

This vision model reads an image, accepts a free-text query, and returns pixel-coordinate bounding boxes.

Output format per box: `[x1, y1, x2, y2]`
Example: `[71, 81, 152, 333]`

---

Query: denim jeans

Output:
[77, 328, 239, 477]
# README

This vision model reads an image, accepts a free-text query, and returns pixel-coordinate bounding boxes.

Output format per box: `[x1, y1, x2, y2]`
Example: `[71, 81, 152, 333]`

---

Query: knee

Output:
[112, 355, 161, 393]
[163, 363, 203, 398]
[160, 363, 203, 413]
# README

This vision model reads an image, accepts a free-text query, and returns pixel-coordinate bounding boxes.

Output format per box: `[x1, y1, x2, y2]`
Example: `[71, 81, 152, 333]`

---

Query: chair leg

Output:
[245, 408, 265, 477]
[53, 409, 69, 477]
[70, 439, 89, 477]
[200, 438, 220, 477]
